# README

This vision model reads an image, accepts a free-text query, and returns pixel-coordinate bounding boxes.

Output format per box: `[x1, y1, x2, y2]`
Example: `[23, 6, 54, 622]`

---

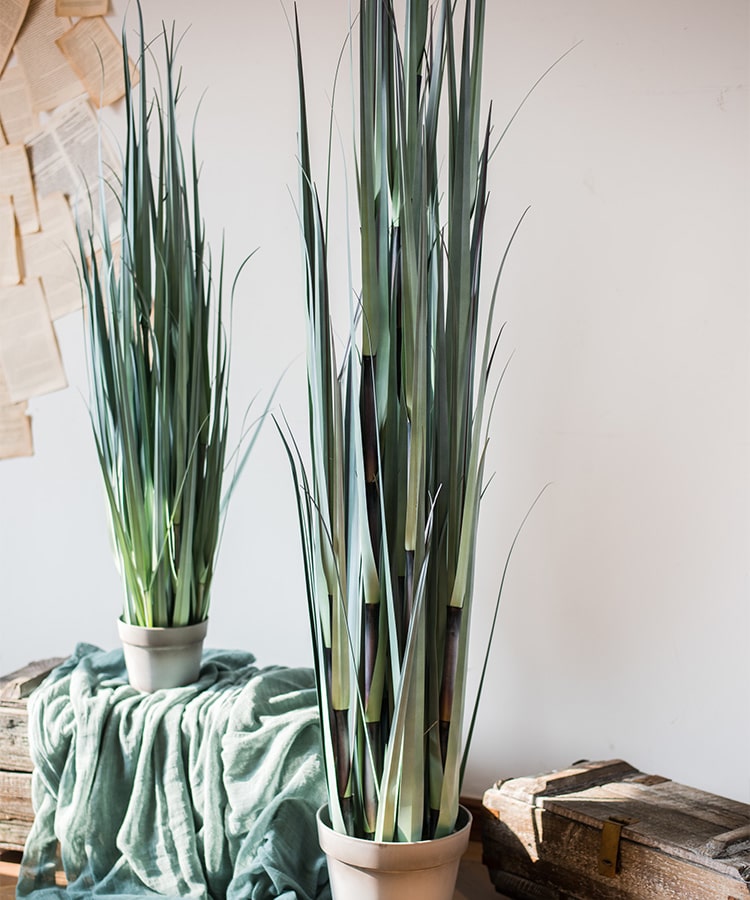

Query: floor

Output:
[0, 854, 21, 900]
[1, 845, 507, 899]
[456, 841, 509, 898]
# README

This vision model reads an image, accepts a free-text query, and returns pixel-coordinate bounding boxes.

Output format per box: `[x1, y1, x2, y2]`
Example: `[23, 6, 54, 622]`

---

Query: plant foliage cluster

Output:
[78, 10, 231, 629]
[285, 0, 524, 842]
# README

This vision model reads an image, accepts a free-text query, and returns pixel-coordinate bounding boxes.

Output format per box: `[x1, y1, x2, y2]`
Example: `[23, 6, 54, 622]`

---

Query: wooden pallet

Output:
[482, 759, 750, 900]
[0, 659, 64, 852]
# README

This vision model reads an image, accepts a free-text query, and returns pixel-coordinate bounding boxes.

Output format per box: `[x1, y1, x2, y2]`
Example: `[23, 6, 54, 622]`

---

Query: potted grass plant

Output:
[76, 6, 248, 692]
[282, 0, 533, 895]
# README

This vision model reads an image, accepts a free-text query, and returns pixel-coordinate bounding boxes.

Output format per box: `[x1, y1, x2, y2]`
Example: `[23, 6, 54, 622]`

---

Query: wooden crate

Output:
[482, 759, 750, 900]
[0, 659, 64, 852]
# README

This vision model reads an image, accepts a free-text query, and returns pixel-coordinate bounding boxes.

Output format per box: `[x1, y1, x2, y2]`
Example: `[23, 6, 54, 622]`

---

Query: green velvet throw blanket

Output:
[17, 644, 331, 899]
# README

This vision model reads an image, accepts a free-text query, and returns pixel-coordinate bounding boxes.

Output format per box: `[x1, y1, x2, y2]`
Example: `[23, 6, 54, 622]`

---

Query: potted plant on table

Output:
[77, 7, 250, 692]
[284, 0, 528, 896]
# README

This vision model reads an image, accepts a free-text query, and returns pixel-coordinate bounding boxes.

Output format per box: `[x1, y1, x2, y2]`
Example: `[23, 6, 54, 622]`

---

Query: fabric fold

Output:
[17, 644, 330, 900]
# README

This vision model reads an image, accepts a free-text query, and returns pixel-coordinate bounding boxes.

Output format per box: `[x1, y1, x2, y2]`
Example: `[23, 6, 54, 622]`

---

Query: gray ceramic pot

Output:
[317, 804, 472, 900]
[117, 617, 208, 692]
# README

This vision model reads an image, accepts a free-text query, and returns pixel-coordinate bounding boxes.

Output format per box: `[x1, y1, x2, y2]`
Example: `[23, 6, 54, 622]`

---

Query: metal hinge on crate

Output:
[598, 817, 637, 877]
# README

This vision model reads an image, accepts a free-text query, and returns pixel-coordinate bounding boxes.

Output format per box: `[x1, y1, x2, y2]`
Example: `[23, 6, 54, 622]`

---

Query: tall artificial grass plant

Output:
[284, 0, 533, 843]
[77, 7, 246, 630]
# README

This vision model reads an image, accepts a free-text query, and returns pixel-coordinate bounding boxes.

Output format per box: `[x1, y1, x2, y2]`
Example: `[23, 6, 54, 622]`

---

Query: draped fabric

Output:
[17, 644, 330, 900]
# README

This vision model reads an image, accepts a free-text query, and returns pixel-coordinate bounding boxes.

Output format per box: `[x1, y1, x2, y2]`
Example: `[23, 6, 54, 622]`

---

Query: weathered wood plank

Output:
[489, 870, 559, 899]
[0, 659, 63, 702]
[704, 824, 750, 860]
[597, 778, 750, 831]
[543, 792, 746, 863]
[491, 759, 640, 804]
[0, 819, 30, 853]
[0, 706, 30, 772]
[0, 772, 32, 823]
[642, 779, 750, 827]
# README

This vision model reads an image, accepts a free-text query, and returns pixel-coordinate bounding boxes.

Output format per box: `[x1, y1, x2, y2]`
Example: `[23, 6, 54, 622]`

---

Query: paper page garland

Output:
[0, 0, 134, 459]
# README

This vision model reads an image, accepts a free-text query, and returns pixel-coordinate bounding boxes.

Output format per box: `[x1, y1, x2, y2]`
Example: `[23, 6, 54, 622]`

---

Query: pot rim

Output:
[316, 803, 472, 870]
[117, 616, 208, 648]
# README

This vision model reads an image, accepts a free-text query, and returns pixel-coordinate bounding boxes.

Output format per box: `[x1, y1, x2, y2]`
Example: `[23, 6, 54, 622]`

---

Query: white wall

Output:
[1, 0, 747, 804]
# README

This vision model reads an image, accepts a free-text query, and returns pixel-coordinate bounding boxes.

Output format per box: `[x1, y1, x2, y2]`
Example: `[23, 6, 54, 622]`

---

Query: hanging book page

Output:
[0, 63, 39, 143]
[55, 0, 107, 17]
[56, 16, 135, 107]
[14, 0, 83, 111]
[0, 367, 32, 459]
[0, 277, 67, 401]
[20, 191, 81, 318]
[0, 0, 31, 78]
[0, 194, 20, 285]
[0, 143, 39, 233]
[26, 98, 119, 240]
